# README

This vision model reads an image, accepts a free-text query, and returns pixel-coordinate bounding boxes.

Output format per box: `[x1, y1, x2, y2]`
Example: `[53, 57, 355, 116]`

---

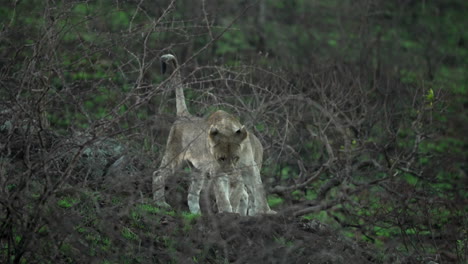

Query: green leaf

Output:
[268, 195, 284, 208]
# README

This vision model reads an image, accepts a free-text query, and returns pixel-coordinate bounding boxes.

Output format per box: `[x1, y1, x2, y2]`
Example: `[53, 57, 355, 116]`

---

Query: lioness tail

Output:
[160, 54, 190, 117]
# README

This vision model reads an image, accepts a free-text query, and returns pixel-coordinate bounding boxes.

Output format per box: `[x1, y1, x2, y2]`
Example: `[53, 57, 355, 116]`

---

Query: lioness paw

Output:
[155, 201, 171, 209]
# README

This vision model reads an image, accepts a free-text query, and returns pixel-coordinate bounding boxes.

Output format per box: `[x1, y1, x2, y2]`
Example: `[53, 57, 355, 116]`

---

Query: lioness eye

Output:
[234, 156, 239, 162]
[235, 129, 241, 134]
[218, 157, 226, 162]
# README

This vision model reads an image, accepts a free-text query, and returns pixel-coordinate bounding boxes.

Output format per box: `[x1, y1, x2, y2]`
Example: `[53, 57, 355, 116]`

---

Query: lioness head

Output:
[207, 111, 248, 171]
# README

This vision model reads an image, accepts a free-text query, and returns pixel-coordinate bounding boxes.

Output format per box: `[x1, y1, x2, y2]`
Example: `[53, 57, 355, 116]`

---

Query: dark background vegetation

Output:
[1, 0, 467, 263]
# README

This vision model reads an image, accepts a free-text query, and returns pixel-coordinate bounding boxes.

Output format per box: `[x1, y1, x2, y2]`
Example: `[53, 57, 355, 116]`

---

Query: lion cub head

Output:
[207, 110, 248, 172]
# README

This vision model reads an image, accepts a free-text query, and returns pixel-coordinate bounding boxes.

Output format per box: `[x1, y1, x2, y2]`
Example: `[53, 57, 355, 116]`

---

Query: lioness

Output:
[153, 54, 274, 215]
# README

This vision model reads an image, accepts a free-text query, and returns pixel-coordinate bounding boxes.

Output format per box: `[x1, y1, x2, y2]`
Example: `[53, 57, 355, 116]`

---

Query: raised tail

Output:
[160, 54, 190, 117]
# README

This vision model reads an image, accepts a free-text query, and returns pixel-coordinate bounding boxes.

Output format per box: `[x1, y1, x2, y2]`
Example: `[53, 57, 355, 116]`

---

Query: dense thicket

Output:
[1, 1, 466, 263]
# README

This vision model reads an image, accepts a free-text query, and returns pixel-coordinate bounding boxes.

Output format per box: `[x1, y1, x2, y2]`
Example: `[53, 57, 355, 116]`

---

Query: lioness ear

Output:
[210, 126, 219, 136]
[209, 126, 220, 142]
[235, 126, 247, 142]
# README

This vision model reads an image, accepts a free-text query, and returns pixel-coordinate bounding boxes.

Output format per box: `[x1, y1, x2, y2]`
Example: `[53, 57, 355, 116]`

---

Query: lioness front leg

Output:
[213, 173, 233, 213]
[243, 164, 275, 215]
[230, 183, 249, 216]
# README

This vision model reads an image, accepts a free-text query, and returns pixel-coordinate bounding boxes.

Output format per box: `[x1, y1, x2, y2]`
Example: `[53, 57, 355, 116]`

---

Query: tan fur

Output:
[153, 54, 275, 215]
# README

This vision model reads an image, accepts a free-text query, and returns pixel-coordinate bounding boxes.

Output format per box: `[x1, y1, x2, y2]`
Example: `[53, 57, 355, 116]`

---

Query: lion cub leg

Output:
[213, 173, 233, 213]
[187, 170, 206, 214]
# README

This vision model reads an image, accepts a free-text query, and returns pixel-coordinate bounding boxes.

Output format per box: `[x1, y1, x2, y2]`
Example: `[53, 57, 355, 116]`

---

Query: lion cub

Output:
[153, 54, 275, 215]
